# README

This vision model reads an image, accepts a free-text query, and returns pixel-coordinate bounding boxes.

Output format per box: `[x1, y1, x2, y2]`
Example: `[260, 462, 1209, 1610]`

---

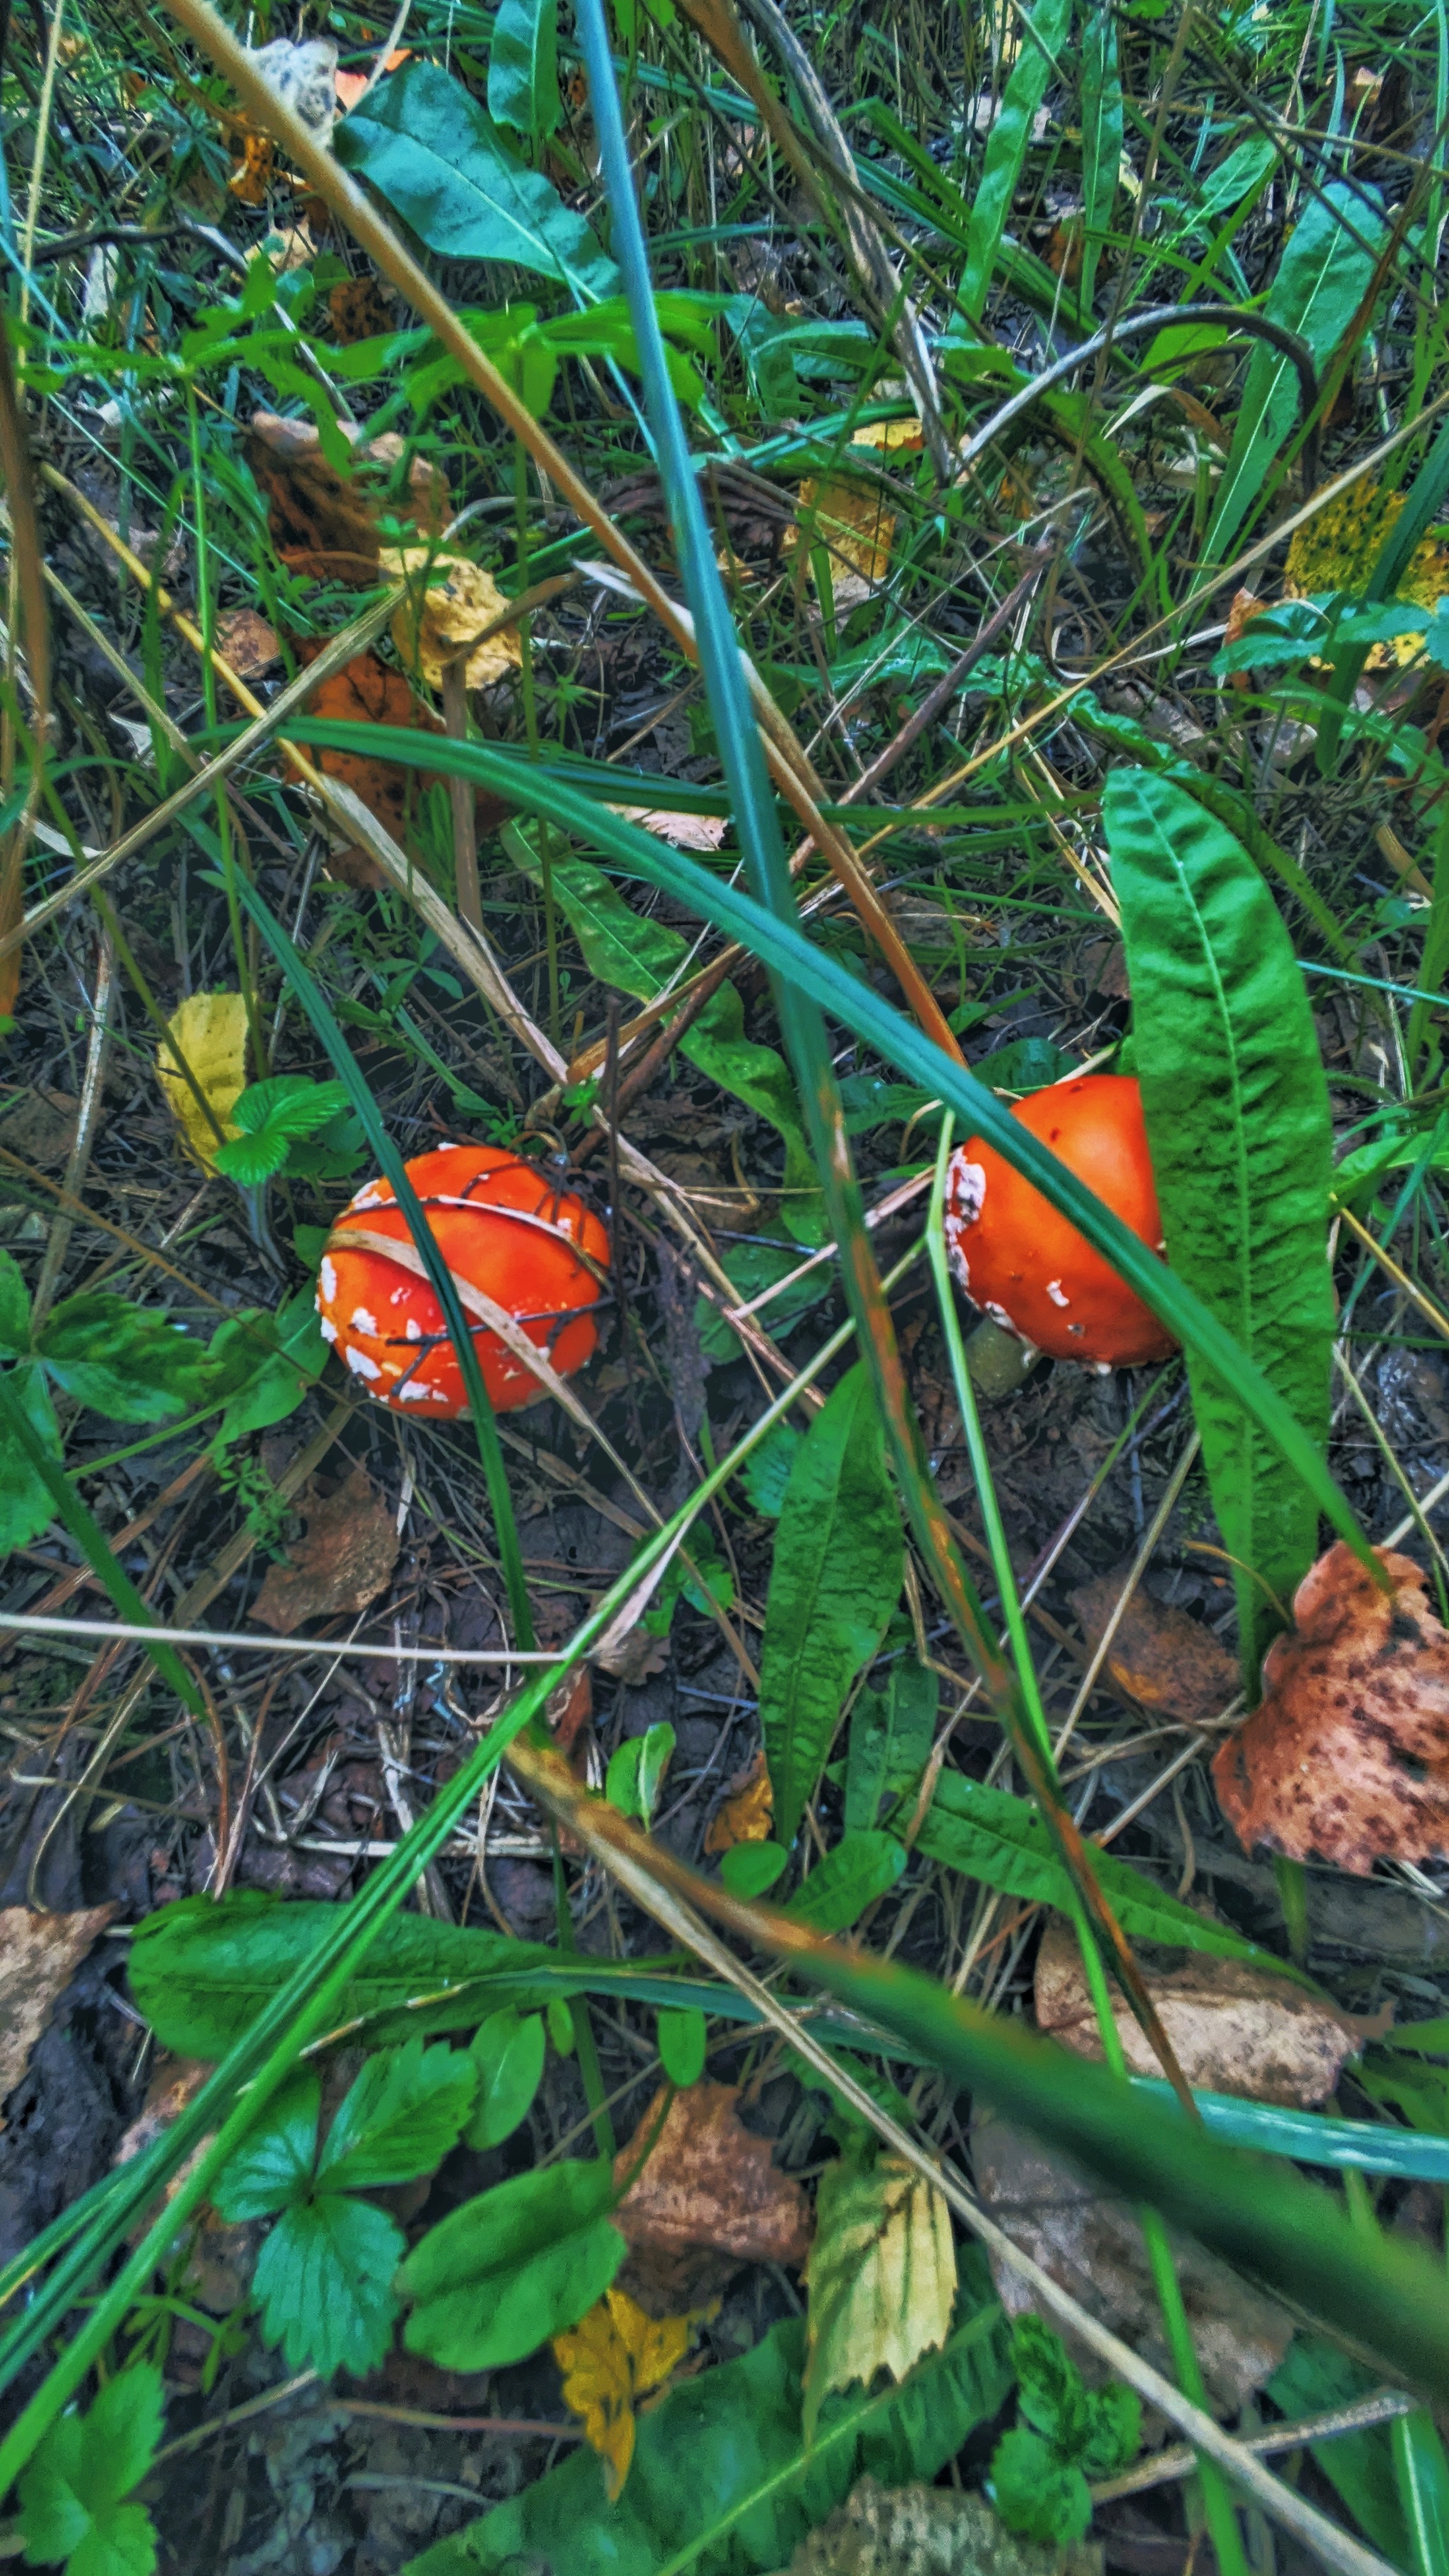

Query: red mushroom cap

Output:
[945, 1074, 1177, 1368]
[316, 1143, 610, 1416]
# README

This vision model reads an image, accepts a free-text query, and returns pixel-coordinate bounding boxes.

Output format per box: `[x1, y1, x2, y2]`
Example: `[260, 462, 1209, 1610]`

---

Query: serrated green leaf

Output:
[760, 1365, 904, 1846]
[214, 1078, 352, 1186]
[465, 2008, 546, 2149]
[400, 2161, 625, 2372]
[845, 1662, 937, 1832]
[915, 1772, 1310, 1975]
[318, 2038, 477, 2191]
[1104, 768, 1335, 1680]
[785, 1830, 906, 1934]
[488, 0, 560, 137]
[18, 2364, 163, 2576]
[804, 2153, 957, 2441]
[37, 1297, 211, 1423]
[0, 1361, 62, 1556]
[991, 2426, 1092, 2545]
[337, 61, 620, 301]
[251, 2193, 405, 2378]
[212, 2069, 320, 2222]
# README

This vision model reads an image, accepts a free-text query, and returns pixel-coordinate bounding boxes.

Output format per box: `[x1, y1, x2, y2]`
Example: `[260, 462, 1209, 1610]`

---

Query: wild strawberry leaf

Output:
[18, 2363, 163, 2576]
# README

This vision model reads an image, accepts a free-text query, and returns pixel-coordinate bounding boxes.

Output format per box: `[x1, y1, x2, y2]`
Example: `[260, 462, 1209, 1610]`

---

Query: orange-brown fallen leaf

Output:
[215, 607, 280, 679]
[1070, 1566, 1240, 1728]
[612, 2081, 811, 2314]
[1222, 587, 1269, 693]
[246, 411, 451, 587]
[294, 647, 444, 887]
[228, 134, 275, 204]
[1034, 1915, 1369, 2106]
[250, 1464, 399, 1636]
[703, 1746, 773, 1853]
[328, 275, 396, 345]
[1212, 1541, 1449, 1875]
[553, 2287, 705, 2497]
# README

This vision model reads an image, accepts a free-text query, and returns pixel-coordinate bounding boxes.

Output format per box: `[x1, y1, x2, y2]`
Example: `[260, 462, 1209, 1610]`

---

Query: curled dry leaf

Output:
[248, 36, 340, 147]
[612, 2081, 812, 2316]
[972, 2112, 1291, 2420]
[246, 412, 451, 586]
[157, 990, 248, 1174]
[250, 1463, 400, 1636]
[1034, 1916, 1366, 2107]
[614, 807, 728, 853]
[553, 2285, 705, 2499]
[1070, 1567, 1240, 1728]
[0, 1906, 112, 2122]
[1222, 587, 1269, 693]
[1212, 1541, 1449, 1875]
[804, 2154, 956, 2438]
[704, 1747, 774, 1854]
[384, 548, 523, 692]
[296, 647, 442, 886]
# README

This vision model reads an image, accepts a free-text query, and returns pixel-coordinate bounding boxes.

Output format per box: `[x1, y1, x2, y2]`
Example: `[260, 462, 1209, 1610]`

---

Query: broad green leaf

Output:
[465, 2007, 545, 2149]
[804, 2152, 956, 2440]
[785, 1829, 906, 1934]
[760, 1365, 904, 1846]
[212, 2068, 320, 2221]
[207, 1288, 328, 1450]
[398, 2297, 1011, 2576]
[915, 1772, 1307, 1975]
[1204, 180, 1388, 565]
[337, 61, 620, 302]
[250, 2193, 404, 2378]
[318, 2038, 477, 2190]
[962, 0, 1071, 316]
[18, 2364, 163, 2576]
[696, 1245, 833, 1365]
[38, 1296, 212, 1423]
[400, 2162, 626, 2372]
[507, 833, 822, 1242]
[657, 2006, 707, 2088]
[1103, 768, 1334, 1680]
[1268, 2336, 1412, 2565]
[719, 1841, 789, 1898]
[129, 1893, 560, 2060]
[742, 1419, 803, 1518]
[606, 1723, 676, 1829]
[1078, 0, 1121, 312]
[0, 1361, 62, 1556]
[0, 1250, 30, 1354]
[845, 1660, 937, 1831]
[488, 0, 560, 139]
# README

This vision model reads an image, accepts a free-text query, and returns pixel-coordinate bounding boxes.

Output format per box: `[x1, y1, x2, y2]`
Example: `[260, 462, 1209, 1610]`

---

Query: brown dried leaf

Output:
[1212, 1541, 1449, 1875]
[972, 2111, 1291, 2419]
[215, 607, 280, 678]
[251, 1464, 399, 1635]
[0, 1905, 112, 2121]
[295, 647, 444, 887]
[1034, 1916, 1363, 2106]
[328, 275, 396, 345]
[1070, 1567, 1240, 1728]
[246, 411, 451, 585]
[704, 1747, 773, 1853]
[593, 1623, 671, 1685]
[616, 807, 728, 853]
[613, 2083, 812, 2275]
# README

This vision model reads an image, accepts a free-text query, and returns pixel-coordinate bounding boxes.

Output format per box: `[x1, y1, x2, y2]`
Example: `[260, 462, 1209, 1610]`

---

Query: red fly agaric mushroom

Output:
[316, 1143, 609, 1416]
[945, 1074, 1176, 1369]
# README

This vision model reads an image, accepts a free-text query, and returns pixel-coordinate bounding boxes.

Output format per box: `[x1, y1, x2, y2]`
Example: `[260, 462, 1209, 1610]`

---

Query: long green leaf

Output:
[487, 0, 560, 140]
[1204, 180, 1387, 565]
[1078, 0, 1122, 313]
[962, 0, 1072, 318]
[761, 1363, 904, 1844]
[399, 2301, 1011, 2576]
[284, 711, 1372, 1580]
[1103, 768, 1335, 1681]
[337, 60, 619, 300]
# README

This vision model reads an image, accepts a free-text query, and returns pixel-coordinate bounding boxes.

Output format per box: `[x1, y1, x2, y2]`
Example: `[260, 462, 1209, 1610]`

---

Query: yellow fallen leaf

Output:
[792, 477, 896, 596]
[849, 417, 925, 454]
[553, 2286, 698, 2498]
[1286, 480, 1449, 667]
[157, 992, 248, 1174]
[703, 1747, 773, 1853]
[383, 548, 524, 691]
[803, 2152, 956, 2438]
